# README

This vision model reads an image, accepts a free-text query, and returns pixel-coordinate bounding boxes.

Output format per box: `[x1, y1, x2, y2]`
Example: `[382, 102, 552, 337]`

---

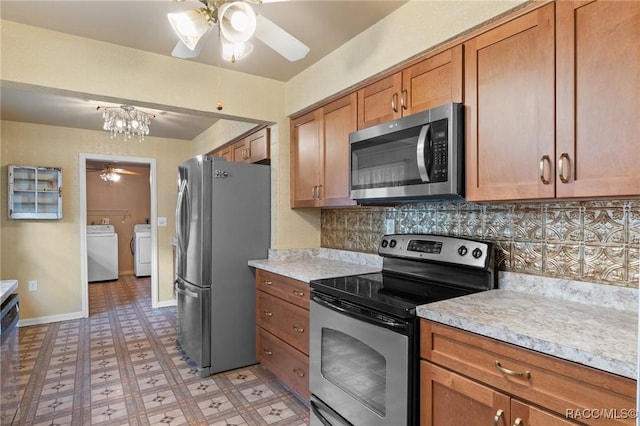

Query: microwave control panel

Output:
[431, 119, 448, 182]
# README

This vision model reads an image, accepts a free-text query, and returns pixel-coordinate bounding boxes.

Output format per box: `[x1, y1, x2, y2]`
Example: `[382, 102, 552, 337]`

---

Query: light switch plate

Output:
[157, 217, 167, 227]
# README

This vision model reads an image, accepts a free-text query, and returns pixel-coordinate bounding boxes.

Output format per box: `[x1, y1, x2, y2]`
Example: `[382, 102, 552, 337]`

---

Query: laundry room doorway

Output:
[79, 153, 158, 317]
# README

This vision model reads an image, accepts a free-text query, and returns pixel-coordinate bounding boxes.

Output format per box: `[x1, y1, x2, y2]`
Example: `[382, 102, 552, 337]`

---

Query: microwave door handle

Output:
[416, 124, 431, 182]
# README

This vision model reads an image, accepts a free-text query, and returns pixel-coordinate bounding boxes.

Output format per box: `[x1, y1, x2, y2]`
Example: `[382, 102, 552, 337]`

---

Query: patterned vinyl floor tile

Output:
[14, 275, 310, 426]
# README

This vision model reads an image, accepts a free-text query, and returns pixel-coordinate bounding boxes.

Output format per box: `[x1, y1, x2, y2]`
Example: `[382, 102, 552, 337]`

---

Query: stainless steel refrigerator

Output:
[174, 155, 270, 377]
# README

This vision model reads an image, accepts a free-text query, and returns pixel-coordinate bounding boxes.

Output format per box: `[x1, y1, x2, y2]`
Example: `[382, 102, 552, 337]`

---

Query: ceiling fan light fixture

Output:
[219, 1, 256, 43]
[221, 39, 253, 63]
[168, 8, 213, 51]
[100, 170, 121, 182]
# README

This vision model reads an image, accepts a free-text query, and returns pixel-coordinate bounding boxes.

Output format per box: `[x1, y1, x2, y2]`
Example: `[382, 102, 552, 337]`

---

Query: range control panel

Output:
[378, 234, 492, 269]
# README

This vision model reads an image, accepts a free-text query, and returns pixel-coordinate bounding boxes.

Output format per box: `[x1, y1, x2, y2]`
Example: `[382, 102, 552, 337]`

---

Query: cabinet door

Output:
[421, 361, 511, 426]
[402, 45, 463, 116]
[232, 139, 250, 163]
[511, 400, 578, 426]
[555, 1, 640, 198]
[321, 93, 357, 207]
[465, 4, 555, 201]
[214, 145, 233, 162]
[247, 127, 270, 163]
[291, 109, 322, 207]
[357, 72, 402, 129]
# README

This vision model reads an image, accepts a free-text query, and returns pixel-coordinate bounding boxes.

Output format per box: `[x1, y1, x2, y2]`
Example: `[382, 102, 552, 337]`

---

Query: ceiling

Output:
[0, 0, 406, 140]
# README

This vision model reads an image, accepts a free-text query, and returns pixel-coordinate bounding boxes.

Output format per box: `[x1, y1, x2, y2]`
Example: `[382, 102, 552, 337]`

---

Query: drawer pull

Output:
[263, 280, 273, 286]
[292, 290, 304, 297]
[292, 368, 305, 377]
[293, 325, 305, 333]
[495, 361, 531, 379]
[493, 409, 504, 426]
[263, 348, 273, 356]
[263, 311, 273, 317]
[513, 418, 523, 426]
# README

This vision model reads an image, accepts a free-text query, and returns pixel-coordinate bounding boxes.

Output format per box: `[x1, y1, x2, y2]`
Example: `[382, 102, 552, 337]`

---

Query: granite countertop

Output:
[248, 248, 382, 283]
[0, 280, 18, 305]
[417, 278, 638, 380]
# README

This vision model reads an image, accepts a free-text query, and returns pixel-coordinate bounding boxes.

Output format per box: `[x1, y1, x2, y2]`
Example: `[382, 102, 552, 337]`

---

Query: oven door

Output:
[310, 293, 409, 426]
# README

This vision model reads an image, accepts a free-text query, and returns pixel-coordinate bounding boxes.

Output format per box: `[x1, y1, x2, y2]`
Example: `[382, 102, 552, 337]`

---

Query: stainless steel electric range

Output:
[309, 234, 497, 426]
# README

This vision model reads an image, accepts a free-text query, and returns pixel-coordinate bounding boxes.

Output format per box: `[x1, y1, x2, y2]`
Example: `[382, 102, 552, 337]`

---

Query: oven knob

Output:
[472, 248, 483, 259]
[381, 239, 389, 248]
[458, 245, 468, 256]
[389, 239, 397, 248]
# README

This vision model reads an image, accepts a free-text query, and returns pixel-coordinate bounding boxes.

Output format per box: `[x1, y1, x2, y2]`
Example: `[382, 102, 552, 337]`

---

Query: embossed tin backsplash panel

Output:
[321, 200, 640, 288]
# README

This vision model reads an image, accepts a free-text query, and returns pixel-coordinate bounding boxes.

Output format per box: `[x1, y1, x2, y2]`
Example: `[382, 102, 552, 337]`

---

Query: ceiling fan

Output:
[168, 0, 310, 63]
[88, 164, 141, 182]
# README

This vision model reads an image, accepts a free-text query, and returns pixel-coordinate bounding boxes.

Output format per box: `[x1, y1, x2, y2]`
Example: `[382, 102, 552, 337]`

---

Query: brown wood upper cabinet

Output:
[233, 127, 270, 164]
[210, 127, 270, 164]
[555, 0, 640, 198]
[291, 93, 357, 208]
[357, 46, 463, 129]
[466, 1, 640, 201]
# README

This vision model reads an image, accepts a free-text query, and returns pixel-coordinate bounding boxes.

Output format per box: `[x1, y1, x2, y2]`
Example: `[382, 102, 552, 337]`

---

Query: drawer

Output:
[257, 327, 310, 401]
[257, 290, 310, 355]
[256, 269, 309, 310]
[420, 320, 636, 426]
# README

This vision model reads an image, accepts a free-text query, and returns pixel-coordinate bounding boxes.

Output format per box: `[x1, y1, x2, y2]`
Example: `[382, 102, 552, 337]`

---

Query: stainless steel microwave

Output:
[349, 102, 464, 203]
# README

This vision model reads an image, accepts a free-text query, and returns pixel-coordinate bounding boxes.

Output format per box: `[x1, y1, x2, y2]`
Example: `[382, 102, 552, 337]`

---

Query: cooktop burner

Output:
[310, 272, 474, 318]
[310, 234, 497, 319]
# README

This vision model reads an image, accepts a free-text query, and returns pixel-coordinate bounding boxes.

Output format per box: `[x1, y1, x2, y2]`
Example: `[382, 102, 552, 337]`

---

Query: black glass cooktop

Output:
[310, 272, 474, 318]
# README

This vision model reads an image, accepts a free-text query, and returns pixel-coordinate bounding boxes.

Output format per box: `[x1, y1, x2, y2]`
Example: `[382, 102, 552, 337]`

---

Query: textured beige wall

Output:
[285, 0, 527, 115]
[191, 119, 260, 156]
[0, 121, 191, 320]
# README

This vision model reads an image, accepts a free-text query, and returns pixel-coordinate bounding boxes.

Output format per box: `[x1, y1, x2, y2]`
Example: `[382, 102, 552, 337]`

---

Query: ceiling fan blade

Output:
[254, 14, 310, 62]
[112, 169, 141, 176]
[171, 37, 205, 59]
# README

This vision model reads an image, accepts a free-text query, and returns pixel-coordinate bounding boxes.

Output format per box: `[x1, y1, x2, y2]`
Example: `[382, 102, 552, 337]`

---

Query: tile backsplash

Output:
[321, 200, 640, 288]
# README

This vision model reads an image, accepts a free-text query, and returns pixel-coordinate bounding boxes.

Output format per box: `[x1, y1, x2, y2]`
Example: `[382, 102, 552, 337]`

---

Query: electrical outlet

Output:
[28, 280, 38, 292]
[157, 217, 167, 227]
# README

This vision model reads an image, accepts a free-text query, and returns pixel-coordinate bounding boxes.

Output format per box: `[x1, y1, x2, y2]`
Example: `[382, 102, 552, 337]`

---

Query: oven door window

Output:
[351, 126, 425, 190]
[321, 328, 386, 417]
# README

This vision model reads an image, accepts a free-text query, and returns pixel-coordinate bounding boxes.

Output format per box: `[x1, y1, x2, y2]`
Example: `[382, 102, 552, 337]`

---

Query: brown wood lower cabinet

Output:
[255, 269, 310, 401]
[420, 320, 636, 426]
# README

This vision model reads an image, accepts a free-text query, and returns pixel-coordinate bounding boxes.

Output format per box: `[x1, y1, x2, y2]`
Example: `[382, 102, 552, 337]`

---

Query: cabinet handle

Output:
[263, 348, 273, 356]
[292, 368, 305, 377]
[558, 152, 571, 184]
[495, 361, 531, 379]
[539, 155, 551, 185]
[513, 418, 523, 426]
[293, 325, 305, 333]
[493, 409, 504, 426]
[317, 184, 323, 199]
[263, 310, 273, 317]
[400, 89, 408, 110]
[292, 290, 304, 297]
[391, 92, 399, 113]
[263, 280, 273, 286]
[311, 185, 317, 200]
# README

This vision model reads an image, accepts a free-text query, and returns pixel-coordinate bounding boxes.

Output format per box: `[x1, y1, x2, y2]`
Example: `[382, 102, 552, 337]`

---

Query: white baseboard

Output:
[18, 311, 84, 327]
[157, 299, 176, 308]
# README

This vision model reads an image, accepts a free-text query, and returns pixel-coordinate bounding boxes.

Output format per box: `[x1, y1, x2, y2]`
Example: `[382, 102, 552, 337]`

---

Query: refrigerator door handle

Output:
[174, 282, 199, 298]
[175, 178, 191, 254]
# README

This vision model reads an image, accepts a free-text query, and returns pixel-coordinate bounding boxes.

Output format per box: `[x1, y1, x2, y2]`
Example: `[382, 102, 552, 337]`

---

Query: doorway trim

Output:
[79, 153, 158, 317]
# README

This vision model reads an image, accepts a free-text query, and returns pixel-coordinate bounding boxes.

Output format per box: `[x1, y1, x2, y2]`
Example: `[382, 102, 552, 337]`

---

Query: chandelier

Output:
[99, 105, 155, 142]
[100, 170, 121, 182]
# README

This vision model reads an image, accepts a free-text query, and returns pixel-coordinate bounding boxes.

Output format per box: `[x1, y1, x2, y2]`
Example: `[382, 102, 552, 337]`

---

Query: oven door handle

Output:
[311, 293, 408, 332]
[310, 400, 334, 426]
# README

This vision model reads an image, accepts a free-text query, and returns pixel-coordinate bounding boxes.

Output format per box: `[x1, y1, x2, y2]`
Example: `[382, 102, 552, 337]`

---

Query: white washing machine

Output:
[133, 224, 151, 277]
[87, 225, 119, 282]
